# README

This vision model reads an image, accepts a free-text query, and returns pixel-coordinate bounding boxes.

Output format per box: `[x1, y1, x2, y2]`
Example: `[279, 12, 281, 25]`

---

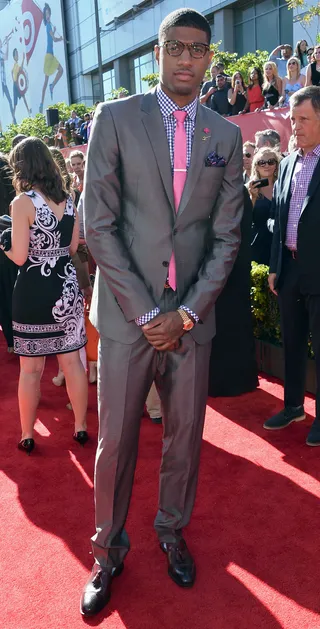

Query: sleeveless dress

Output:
[262, 83, 280, 107]
[12, 190, 87, 357]
[247, 84, 264, 112]
[283, 80, 304, 105]
[311, 62, 320, 86]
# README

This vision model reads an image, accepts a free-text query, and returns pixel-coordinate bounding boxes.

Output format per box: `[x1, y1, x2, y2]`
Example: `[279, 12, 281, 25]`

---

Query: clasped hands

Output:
[142, 311, 184, 351]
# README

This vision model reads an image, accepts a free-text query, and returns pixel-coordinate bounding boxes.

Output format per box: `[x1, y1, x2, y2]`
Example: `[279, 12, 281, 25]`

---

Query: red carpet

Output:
[2, 331, 320, 629]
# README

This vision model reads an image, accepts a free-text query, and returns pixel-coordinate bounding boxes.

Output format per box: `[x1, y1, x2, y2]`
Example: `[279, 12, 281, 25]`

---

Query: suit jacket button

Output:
[162, 261, 169, 267]
[173, 228, 178, 235]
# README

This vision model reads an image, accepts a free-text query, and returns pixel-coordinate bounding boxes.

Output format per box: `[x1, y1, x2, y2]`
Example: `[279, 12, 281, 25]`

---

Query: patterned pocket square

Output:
[205, 151, 227, 167]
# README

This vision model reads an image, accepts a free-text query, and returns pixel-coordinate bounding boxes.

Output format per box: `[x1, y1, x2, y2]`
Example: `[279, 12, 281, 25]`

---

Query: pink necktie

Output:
[168, 110, 187, 291]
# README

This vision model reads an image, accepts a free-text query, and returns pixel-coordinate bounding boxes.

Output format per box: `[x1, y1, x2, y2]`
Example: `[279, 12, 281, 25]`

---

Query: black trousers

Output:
[278, 251, 320, 418]
[0, 251, 18, 347]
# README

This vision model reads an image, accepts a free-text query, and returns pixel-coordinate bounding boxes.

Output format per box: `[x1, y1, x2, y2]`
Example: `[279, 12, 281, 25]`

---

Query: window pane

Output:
[280, 5, 293, 46]
[256, 11, 279, 51]
[234, 20, 255, 56]
[255, 0, 278, 16]
[234, 3, 254, 24]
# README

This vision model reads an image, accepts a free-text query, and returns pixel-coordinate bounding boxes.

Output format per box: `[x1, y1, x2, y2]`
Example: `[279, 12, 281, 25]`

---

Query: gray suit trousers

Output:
[91, 289, 211, 569]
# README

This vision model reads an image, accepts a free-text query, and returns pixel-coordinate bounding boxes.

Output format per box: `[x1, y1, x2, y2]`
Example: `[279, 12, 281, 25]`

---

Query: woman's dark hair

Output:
[9, 137, 67, 203]
[158, 8, 211, 44]
[49, 147, 72, 193]
[43, 2, 51, 25]
[295, 40, 308, 66]
[248, 67, 263, 89]
[0, 152, 15, 215]
[231, 71, 246, 90]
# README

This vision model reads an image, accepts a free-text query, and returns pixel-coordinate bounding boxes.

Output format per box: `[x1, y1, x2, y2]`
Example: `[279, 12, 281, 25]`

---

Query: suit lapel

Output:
[301, 155, 320, 215]
[282, 151, 298, 207]
[140, 89, 175, 212]
[177, 105, 209, 217]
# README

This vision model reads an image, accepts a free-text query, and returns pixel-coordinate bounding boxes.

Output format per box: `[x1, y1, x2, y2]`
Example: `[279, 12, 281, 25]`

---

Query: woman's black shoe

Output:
[18, 438, 35, 454]
[73, 431, 89, 446]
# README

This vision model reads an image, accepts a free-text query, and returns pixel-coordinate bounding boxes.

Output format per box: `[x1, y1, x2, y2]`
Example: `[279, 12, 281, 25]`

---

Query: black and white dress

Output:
[12, 190, 87, 357]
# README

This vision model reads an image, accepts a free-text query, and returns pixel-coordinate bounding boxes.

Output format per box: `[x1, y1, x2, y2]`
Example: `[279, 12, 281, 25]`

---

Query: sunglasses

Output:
[288, 61, 297, 65]
[159, 40, 210, 59]
[243, 152, 252, 158]
[257, 159, 277, 167]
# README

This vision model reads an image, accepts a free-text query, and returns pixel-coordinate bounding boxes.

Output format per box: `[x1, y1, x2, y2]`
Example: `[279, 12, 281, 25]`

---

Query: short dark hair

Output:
[216, 62, 225, 68]
[11, 134, 27, 148]
[13, 48, 18, 58]
[290, 85, 320, 114]
[9, 136, 67, 204]
[216, 74, 225, 79]
[158, 8, 211, 44]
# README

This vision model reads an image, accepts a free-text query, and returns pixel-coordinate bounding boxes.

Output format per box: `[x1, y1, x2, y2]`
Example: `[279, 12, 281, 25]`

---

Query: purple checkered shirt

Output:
[135, 86, 199, 327]
[286, 145, 320, 250]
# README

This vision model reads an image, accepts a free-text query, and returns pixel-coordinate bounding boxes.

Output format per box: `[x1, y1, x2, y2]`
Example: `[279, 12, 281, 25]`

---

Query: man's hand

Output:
[268, 273, 278, 296]
[142, 312, 184, 351]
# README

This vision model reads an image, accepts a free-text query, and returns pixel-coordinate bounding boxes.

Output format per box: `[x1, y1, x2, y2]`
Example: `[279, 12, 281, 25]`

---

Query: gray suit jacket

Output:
[84, 87, 243, 345]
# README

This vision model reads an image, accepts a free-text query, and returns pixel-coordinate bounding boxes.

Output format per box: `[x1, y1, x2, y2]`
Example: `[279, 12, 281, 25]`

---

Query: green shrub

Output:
[250, 262, 281, 343]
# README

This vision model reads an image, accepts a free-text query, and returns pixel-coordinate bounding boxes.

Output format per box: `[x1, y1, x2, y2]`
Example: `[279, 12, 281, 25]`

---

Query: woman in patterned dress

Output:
[0, 137, 88, 454]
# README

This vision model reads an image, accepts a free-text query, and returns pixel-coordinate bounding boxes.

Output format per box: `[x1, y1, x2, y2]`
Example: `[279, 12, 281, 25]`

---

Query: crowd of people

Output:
[198, 41, 320, 117]
[1, 5, 320, 619]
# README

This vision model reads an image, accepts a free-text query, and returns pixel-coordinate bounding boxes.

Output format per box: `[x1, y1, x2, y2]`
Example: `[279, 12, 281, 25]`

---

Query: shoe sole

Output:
[306, 439, 320, 447]
[263, 414, 306, 430]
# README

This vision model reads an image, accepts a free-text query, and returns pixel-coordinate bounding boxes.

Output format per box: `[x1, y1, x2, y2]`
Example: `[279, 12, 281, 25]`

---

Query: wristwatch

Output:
[177, 308, 194, 331]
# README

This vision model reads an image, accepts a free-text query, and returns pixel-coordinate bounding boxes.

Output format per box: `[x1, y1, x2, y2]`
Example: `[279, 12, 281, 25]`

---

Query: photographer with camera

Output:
[247, 147, 282, 265]
[228, 71, 247, 115]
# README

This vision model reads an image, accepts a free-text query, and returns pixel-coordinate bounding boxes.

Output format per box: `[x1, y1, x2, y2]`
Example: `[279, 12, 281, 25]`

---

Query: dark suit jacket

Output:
[270, 150, 320, 293]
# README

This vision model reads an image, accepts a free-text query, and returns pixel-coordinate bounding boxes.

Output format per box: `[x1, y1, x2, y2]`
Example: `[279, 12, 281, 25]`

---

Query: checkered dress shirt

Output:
[286, 145, 320, 250]
[135, 86, 199, 327]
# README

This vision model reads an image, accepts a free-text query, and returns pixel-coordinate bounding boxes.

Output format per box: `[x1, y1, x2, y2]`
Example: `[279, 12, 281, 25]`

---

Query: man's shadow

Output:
[207, 377, 320, 481]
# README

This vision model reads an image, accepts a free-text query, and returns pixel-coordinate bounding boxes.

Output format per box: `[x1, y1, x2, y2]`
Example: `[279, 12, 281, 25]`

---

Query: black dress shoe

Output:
[18, 438, 35, 454]
[80, 562, 124, 617]
[160, 539, 196, 588]
[73, 431, 89, 446]
[306, 418, 320, 446]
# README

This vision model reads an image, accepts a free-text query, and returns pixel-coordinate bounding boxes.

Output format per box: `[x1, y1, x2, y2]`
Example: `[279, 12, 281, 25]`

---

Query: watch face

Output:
[184, 320, 194, 331]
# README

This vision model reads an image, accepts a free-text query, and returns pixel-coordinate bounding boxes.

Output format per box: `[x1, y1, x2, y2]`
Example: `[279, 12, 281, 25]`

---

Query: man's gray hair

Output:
[255, 129, 280, 148]
[290, 86, 320, 114]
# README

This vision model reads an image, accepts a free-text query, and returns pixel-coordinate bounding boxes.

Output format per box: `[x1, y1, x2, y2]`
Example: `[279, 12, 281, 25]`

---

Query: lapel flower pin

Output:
[202, 127, 211, 141]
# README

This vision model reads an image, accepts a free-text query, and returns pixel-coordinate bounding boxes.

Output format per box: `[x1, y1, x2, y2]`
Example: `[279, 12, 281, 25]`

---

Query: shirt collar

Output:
[298, 144, 320, 158]
[156, 85, 198, 121]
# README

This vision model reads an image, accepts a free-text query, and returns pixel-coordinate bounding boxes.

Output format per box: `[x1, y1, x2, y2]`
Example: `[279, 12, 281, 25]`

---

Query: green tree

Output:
[0, 102, 89, 153]
[286, 0, 320, 45]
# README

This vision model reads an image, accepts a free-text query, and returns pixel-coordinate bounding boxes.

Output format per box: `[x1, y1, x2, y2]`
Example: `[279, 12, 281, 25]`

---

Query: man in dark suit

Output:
[265, 86, 320, 446]
[81, 7, 243, 618]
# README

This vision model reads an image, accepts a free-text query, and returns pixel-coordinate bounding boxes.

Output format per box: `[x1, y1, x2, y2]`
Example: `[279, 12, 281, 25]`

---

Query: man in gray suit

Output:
[81, 8, 243, 617]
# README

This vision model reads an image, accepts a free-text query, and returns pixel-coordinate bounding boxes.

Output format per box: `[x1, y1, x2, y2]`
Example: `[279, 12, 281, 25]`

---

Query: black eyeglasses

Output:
[243, 152, 252, 158]
[257, 159, 277, 167]
[159, 40, 210, 59]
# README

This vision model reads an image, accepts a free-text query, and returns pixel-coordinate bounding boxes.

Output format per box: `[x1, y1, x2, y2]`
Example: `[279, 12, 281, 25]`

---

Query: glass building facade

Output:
[63, 0, 294, 106]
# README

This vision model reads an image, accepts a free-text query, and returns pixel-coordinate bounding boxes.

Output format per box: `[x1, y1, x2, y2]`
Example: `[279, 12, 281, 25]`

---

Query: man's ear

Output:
[208, 51, 214, 66]
[154, 44, 160, 65]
